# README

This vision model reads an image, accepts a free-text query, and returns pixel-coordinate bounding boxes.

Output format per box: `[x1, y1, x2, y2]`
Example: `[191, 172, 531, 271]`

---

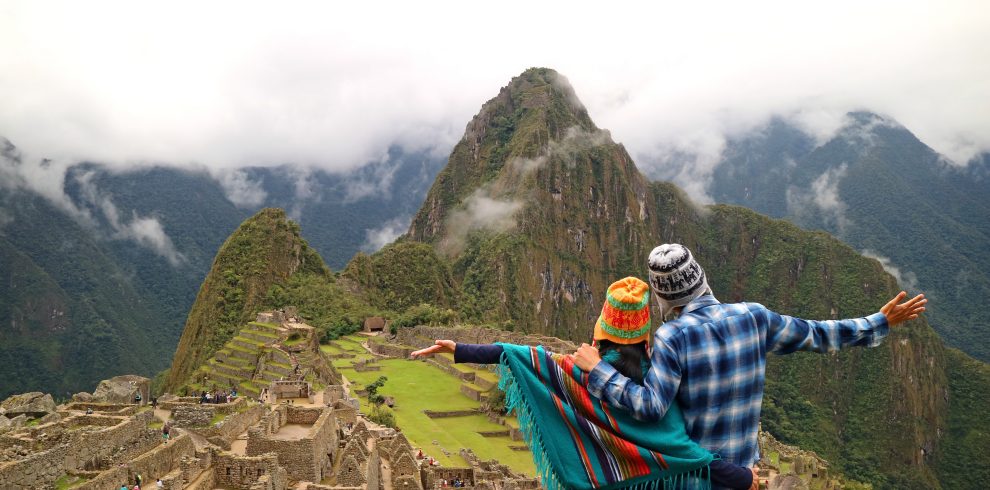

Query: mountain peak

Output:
[165, 207, 329, 390]
[408, 69, 621, 245]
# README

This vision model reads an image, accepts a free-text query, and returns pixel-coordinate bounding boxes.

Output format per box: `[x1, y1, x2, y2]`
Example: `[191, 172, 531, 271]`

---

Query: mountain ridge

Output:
[706, 111, 990, 361]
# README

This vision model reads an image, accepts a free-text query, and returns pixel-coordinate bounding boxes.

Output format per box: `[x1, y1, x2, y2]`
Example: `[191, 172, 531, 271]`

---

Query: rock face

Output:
[0, 392, 56, 418]
[89, 375, 150, 404]
[71, 392, 94, 403]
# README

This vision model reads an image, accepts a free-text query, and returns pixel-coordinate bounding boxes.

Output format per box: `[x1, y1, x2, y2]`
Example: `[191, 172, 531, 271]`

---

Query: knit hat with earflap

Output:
[648, 244, 710, 320]
[593, 277, 652, 345]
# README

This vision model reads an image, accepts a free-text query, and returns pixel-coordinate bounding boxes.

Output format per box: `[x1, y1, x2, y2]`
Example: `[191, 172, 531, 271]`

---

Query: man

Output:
[572, 243, 926, 484]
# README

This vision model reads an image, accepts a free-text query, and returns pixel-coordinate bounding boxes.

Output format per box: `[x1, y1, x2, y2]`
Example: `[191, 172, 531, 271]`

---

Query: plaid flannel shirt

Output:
[588, 294, 889, 470]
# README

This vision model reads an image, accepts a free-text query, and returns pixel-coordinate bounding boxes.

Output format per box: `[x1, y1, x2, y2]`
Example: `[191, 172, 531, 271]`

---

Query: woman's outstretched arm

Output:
[410, 340, 504, 364]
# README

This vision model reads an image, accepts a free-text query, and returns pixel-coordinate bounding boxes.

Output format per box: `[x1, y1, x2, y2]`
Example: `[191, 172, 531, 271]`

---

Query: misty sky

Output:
[2, 0, 988, 179]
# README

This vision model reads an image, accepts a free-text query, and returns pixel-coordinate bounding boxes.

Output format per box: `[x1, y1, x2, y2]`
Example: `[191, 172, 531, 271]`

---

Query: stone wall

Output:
[60, 402, 139, 416]
[0, 444, 68, 488]
[370, 342, 417, 358]
[0, 409, 159, 488]
[75, 433, 195, 490]
[422, 409, 478, 418]
[170, 397, 248, 428]
[425, 467, 475, 488]
[199, 403, 267, 449]
[213, 451, 286, 490]
[332, 403, 357, 426]
[246, 406, 337, 483]
[286, 406, 323, 425]
[333, 448, 380, 488]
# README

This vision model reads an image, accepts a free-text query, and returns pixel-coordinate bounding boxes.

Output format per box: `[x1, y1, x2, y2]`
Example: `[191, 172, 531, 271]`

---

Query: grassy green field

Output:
[333, 354, 534, 475]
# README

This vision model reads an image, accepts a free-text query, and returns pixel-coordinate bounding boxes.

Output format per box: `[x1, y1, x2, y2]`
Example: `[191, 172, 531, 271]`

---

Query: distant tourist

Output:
[134, 391, 142, 404]
[162, 422, 170, 443]
[156, 479, 163, 489]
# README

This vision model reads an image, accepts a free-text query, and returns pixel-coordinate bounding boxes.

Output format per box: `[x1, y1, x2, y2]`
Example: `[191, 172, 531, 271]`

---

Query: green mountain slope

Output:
[165, 208, 330, 391]
[0, 193, 166, 398]
[378, 67, 986, 488]
[706, 114, 990, 362]
[0, 137, 443, 396]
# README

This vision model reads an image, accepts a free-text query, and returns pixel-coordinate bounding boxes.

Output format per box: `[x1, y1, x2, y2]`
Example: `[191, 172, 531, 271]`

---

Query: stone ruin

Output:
[758, 430, 845, 488]
[269, 379, 314, 404]
[256, 307, 300, 325]
[246, 405, 337, 483]
[0, 318, 560, 490]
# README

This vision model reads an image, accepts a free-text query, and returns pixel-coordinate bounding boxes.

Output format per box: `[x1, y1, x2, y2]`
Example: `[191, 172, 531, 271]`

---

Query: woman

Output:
[412, 277, 756, 490]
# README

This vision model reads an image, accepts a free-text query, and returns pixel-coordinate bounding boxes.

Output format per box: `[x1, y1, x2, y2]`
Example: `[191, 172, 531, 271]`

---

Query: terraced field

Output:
[327, 335, 533, 475]
[186, 322, 297, 396]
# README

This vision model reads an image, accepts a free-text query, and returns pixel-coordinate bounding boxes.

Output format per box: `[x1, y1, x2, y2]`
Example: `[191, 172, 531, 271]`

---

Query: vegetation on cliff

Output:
[0, 193, 168, 399]
[165, 208, 330, 390]
[706, 114, 990, 362]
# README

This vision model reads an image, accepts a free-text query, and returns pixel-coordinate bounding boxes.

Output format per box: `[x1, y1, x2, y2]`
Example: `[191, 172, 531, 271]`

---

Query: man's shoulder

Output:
[657, 302, 767, 337]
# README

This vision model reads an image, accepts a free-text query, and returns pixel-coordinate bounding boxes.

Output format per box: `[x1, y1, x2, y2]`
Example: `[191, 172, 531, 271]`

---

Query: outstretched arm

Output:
[573, 341, 680, 422]
[410, 340, 456, 358]
[765, 291, 926, 354]
[410, 340, 504, 364]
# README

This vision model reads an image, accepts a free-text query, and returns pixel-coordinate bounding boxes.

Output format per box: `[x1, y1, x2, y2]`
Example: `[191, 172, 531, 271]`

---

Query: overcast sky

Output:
[2, 0, 988, 178]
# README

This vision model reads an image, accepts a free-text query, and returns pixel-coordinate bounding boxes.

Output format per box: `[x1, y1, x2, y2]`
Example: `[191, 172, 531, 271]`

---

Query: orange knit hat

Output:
[593, 277, 652, 345]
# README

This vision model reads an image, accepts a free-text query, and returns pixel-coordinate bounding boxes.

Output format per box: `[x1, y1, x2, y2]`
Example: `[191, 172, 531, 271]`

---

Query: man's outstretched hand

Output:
[881, 291, 927, 327]
[410, 339, 456, 359]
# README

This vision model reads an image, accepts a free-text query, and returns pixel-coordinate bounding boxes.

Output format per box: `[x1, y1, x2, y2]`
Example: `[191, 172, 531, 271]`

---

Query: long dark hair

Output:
[596, 339, 649, 383]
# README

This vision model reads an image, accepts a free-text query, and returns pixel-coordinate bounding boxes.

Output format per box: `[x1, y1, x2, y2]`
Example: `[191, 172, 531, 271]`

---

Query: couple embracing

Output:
[411, 244, 926, 490]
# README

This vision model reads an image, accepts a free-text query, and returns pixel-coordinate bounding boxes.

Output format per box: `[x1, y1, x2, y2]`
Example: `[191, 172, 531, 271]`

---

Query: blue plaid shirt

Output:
[588, 294, 889, 470]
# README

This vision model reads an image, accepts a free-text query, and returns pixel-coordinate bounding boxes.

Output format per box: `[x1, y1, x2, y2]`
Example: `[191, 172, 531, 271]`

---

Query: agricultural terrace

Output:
[325, 334, 534, 475]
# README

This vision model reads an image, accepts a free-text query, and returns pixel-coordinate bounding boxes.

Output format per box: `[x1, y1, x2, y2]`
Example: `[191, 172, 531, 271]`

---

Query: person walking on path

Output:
[571, 243, 926, 485]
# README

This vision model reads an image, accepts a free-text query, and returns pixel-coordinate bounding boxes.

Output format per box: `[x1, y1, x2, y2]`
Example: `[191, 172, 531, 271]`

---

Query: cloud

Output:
[0, 207, 13, 232]
[786, 164, 852, 235]
[440, 189, 525, 255]
[74, 171, 186, 265]
[861, 249, 920, 291]
[342, 151, 401, 203]
[361, 216, 410, 253]
[212, 168, 268, 208]
[0, 1, 986, 200]
[0, 145, 187, 264]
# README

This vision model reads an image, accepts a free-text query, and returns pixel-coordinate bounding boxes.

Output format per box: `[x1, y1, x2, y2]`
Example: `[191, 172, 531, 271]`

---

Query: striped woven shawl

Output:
[497, 343, 713, 490]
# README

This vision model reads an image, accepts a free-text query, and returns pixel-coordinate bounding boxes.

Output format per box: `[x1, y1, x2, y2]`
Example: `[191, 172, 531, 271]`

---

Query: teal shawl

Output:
[496, 343, 713, 490]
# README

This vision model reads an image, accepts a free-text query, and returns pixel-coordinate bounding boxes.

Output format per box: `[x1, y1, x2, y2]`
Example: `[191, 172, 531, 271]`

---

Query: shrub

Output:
[368, 405, 396, 428]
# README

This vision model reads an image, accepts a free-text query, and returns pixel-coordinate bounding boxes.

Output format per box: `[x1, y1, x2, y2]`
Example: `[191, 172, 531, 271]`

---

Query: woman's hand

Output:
[410, 339, 456, 358]
[571, 343, 601, 372]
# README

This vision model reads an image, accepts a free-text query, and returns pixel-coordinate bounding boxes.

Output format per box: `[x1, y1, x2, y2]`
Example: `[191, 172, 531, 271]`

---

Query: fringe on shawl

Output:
[497, 352, 712, 490]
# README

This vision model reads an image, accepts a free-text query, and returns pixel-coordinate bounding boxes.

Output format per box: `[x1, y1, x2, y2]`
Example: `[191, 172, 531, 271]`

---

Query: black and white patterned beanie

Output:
[648, 243, 709, 319]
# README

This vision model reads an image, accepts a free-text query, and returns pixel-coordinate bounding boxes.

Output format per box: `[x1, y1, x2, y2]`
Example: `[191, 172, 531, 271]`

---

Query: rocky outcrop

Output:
[89, 375, 150, 404]
[0, 392, 56, 418]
